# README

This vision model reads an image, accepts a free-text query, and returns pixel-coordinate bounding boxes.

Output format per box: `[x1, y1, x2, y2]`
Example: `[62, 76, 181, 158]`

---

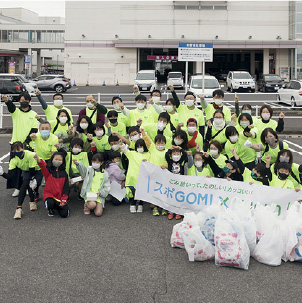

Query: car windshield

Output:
[191, 79, 219, 89]
[169, 73, 182, 78]
[264, 75, 281, 81]
[233, 73, 252, 79]
[18, 75, 29, 83]
[136, 73, 155, 80]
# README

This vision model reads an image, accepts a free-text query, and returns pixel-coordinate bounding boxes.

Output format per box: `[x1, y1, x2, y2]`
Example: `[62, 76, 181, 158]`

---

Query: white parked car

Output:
[226, 71, 255, 93]
[134, 70, 158, 92]
[277, 80, 302, 107]
[167, 71, 184, 89]
[0, 73, 38, 96]
[188, 75, 222, 102]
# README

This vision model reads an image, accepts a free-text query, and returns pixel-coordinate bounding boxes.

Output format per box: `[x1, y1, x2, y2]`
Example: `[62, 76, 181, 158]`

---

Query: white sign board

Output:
[178, 43, 213, 62]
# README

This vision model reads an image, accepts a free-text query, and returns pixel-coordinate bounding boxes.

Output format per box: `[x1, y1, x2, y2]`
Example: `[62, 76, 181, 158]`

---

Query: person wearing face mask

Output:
[233, 97, 260, 126]
[162, 145, 188, 220]
[77, 95, 108, 125]
[270, 149, 302, 189]
[265, 155, 300, 192]
[33, 152, 70, 218]
[148, 89, 165, 123]
[91, 123, 111, 153]
[177, 118, 203, 154]
[120, 129, 151, 213]
[124, 94, 156, 127]
[111, 96, 130, 128]
[254, 105, 284, 135]
[143, 112, 173, 147]
[199, 89, 231, 124]
[260, 128, 288, 164]
[35, 90, 73, 124]
[76, 116, 94, 144]
[204, 110, 228, 151]
[3, 93, 39, 146]
[168, 84, 205, 137]
[104, 152, 126, 206]
[164, 98, 179, 129]
[172, 130, 188, 151]
[74, 153, 110, 216]
[0, 141, 43, 219]
[206, 140, 227, 177]
[187, 150, 211, 177]
[105, 110, 127, 138]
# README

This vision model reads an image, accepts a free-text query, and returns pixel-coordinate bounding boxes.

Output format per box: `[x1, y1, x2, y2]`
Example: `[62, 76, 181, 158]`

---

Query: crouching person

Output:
[73, 153, 110, 216]
[33, 152, 70, 218]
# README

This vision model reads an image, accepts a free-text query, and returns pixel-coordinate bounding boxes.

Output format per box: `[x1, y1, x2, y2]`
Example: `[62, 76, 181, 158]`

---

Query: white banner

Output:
[135, 162, 302, 218]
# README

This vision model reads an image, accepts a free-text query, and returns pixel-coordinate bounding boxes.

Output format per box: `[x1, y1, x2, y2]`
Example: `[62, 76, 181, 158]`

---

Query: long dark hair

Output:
[47, 152, 66, 170]
[76, 115, 94, 134]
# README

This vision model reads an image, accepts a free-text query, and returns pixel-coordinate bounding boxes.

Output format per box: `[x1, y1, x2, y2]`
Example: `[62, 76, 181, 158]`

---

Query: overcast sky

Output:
[0, 0, 65, 18]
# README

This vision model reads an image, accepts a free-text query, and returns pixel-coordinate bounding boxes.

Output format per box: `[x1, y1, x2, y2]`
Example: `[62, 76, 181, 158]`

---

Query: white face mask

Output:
[194, 160, 203, 168]
[185, 99, 194, 107]
[59, 116, 68, 124]
[157, 121, 166, 131]
[187, 126, 197, 133]
[174, 139, 183, 146]
[137, 103, 145, 110]
[113, 103, 120, 110]
[240, 121, 250, 128]
[87, 102, 94, 109]
[229, 135, 238, 143]
[131, 134, 140, 142]
[111, 144, 120, 151]
[214, 98, 223, 106]
[137, 147, 144, 153]
[214, 118, 224, 125]
[72, 147, 81, 154]
[172, 155, 181, 162]
[156, 145, 165, 151]
[152, 96, 160, 104]
[54, 99, 63, 107]
[95, 130, 104, 137]
[166, 105, 174, 113]
[80, 123, 89, 130]
[209, 149, 218, 156]
[92, 163, 100, 170]
[242, 110, 252, 116]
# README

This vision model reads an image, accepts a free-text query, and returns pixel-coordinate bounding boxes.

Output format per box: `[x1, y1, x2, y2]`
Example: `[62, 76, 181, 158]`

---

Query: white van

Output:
[0, 73, 37, 96]
[189, 75, 222, 102]
[134, 70, 158, 92]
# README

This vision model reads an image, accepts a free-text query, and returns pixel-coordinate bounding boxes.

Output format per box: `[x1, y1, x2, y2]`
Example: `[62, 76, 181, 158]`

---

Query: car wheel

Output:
[226, 85, 230, 91]
[263, 86, 266, 93]
[230, 85, 235, 93]
[55, 84, 64, 93]
[251, 89, 255, 93]
[291, 97, 297, 109]
[277, 94, 281, 103]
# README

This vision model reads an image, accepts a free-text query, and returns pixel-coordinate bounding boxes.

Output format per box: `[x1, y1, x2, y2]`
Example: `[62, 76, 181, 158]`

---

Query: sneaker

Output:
[29, 202, 37, 211]
[14, 208, 22, 219]
[12, 189, 20, 197]
[161, 209, 168, 216]
[48, 209, 55, 217]
[175, 214, 182, 220]
[83, 203, 90, 215]
[130, 205, 136, 213]
[77, 193, 84, 201]
[153, 207, 160, 216]
[168, 213, 174, 220]
[137, 205, 143, 213]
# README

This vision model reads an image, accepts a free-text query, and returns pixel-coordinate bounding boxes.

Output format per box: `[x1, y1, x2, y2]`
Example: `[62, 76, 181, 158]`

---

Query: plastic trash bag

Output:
[254, 221, 286, 266]
[182, 226, 215, 262]
[214, 209, 250, 270]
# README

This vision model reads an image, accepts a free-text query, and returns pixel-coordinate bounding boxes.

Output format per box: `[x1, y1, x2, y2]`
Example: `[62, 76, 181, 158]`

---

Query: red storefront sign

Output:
[147, 55, 178, 61]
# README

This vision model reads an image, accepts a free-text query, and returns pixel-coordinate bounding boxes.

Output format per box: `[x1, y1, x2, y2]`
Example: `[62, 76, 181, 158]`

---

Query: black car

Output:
[257, 74, 284, 92]
[0, 79, 26, 102]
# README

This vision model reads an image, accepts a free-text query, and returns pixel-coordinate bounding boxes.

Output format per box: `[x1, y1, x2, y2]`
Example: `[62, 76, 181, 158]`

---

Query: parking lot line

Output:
[284, 140, 302, 150]
[0, 152, 10, 163]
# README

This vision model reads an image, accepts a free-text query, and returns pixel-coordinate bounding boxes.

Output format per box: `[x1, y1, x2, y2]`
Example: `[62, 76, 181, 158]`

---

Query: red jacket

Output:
[38, 160, 69, 204]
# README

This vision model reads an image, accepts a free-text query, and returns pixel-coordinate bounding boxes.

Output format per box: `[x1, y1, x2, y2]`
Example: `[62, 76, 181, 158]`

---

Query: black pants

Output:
[106, 194, 124, 206]
[18, 170, 43, 207]
[45, 197, 69, 218]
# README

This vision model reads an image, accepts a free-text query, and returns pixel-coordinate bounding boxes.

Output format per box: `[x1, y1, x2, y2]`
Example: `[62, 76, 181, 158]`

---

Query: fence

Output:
[0, 92, 300, 129]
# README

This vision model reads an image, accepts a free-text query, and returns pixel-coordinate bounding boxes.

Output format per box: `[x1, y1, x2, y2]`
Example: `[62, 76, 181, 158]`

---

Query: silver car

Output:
[33, 74, 71, 93]
[167, 71, 184, 89]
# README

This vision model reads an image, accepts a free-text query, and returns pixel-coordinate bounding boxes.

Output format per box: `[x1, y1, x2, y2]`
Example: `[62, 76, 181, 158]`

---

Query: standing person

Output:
[2, 93, 39, 197]
[105, 110, 127, 138]
[77, 95, 108, 125]
[187, 150, 211, 177]
[111, 96, 130, 127]
[0, 142, 43, 219]
[35, 89, 73, 124]
[74, 153, 111, 216]
[33, 152, 70, 218]
[206, 140, 227, 176]
[164, 98, 179, 129]
[75, 115, 94, 144]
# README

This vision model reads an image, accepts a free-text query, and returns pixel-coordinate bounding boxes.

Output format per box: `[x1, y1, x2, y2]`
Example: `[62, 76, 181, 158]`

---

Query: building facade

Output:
[64, 1, 302, 85]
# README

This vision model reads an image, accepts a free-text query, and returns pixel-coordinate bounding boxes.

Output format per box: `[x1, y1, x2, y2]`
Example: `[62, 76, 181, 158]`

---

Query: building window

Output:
[173, 1, 227, 10]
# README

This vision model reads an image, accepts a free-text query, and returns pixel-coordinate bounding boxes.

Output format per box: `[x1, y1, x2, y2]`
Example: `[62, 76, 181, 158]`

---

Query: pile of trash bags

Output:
[170, 198, 302, 270]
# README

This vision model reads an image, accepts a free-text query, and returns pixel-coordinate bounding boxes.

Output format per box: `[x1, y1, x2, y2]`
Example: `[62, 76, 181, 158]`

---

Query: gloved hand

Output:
[244, 140, 253, 148]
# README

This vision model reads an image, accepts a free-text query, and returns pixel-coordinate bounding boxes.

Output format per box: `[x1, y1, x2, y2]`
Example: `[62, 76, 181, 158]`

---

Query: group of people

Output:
[1, 83, 301, 220]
